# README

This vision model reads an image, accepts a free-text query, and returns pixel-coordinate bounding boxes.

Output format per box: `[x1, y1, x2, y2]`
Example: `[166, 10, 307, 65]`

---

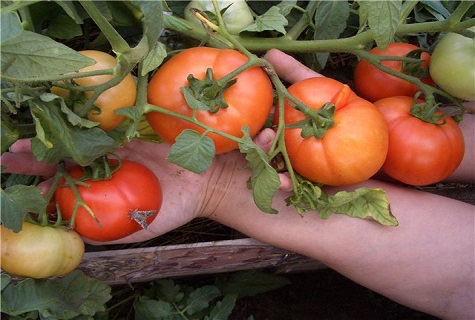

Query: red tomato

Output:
[55, 160, 162, 241]
[147, 47, 274, 154]
[278, 77, 389, 186]
[374, 96, 465, 186]
[354, 42, 432, 102]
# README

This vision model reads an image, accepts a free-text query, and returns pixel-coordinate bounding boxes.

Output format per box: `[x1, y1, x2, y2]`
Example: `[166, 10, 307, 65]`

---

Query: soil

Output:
[229, 269, 440, 320]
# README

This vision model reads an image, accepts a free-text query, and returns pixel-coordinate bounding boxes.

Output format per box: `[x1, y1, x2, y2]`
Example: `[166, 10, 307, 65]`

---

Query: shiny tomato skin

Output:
[147, 47, 274, 154]
[281, 77, 389, 186]
[52, 50, 137, 131]
[354, 42, 432, 102]
[55, 160, 162, 241]
[0, 222, 85, 278]
[374, 96, 465, 186]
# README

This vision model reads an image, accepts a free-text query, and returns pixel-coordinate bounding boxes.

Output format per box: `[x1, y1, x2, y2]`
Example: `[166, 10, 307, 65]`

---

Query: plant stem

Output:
[164, 13, 475, 53]
[79, 0, 131, 54]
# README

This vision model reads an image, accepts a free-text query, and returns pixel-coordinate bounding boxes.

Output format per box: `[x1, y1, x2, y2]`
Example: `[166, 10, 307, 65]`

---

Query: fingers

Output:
[254, 128, 293, 192]
[1, 152, 58, 176]
[264, 49, 324, 83]
[253, 128, 275, 152]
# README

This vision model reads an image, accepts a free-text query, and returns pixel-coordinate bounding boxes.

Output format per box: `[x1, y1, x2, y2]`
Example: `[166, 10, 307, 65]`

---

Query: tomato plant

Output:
[55, 160, 162, 241]
[52, 50, 137, 132]
[0, 221, 85, 278]
[429, 27, 475, 101]
[184, 0, 254, 35]
[147, 47, 274, 154]
[354, 42, 432, 102]
[277, 77, 389, 186]
[374, 96, 465, 186]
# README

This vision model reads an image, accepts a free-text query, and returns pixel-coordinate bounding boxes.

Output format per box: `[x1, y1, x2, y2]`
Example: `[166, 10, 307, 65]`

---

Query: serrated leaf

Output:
[29, 97, 119, 166]
[186, 285, 221, 315]
[1, 12, 22, 42]
[41, 93, 99, 128]
[155, 279, 183, 303]
[206, 294, 237, 320]
[239, 128, 280, 214]
[135, 1, 164, 49]
[242, 6, 288, 34]
[217, 270, 290, 298]
[362, 0, 402, 49]
[313, 0, 350, 68]
[1, 30, 94, 80]
[141, 41, 167, 76]
[319, 187, 398, 226]
[134, 296, 175, 320]
[1, 270, 111, 319]
[167, 129, 215, 174]
[1, 185, 46, 232]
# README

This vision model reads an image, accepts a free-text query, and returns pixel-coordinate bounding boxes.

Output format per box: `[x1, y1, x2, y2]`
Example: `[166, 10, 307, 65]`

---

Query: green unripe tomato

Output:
[184, 0, 254, 35]
[429, 27, 475, 101]
[1, 222, 85, 278]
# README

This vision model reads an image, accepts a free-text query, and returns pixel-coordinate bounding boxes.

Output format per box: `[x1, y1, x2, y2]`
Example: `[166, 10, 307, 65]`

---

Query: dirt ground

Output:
[229, 268, 440, 320]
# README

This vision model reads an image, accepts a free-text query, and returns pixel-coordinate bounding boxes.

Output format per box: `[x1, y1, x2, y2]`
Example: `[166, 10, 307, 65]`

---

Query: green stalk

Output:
[79, 0, 131, 54]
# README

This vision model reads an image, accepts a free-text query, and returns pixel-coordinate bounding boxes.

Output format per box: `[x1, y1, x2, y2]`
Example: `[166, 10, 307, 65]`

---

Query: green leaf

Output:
[1, 12, 22, 42]
[1, 270, 111, 319]
[136, 1, 164, 51]
[167, 129, 215, 174]
[153, 279, 183, 303]
[141, 41, 168, 76]
[41, 93, 100, 128]
[29, 97, 119, 166]
[1, 30, 94, 80]
[239, 128, 280, 214]
[134, 296, 175, 320]
[319, 187, 398, 226]
[241, 6, 288, 34]
[1, 274, 11, 291]
[206, 294, 237, 320]
[276, 0, 298, 16]
[53, 0, 84, 24]
[47, 13, 83, 39]
[217, 270, 290, 298]
[361, 0, 402, 49]
[185, 285, 221, 315]
[313, 0, 350, 68]
[0, 185, 46, 232]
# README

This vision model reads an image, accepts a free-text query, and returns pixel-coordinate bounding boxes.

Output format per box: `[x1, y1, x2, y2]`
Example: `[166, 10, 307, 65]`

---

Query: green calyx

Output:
[180, 68, 237, 113]
[286, 102, 336, 139]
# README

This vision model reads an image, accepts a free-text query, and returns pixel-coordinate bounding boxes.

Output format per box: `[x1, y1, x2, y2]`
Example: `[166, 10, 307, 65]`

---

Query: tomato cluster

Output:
[353, 37, 470, 186]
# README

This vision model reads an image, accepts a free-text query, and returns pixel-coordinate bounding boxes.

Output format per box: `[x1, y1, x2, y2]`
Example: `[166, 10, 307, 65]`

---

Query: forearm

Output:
[445, 112, 475, 183]
[208, 170, 474, 319]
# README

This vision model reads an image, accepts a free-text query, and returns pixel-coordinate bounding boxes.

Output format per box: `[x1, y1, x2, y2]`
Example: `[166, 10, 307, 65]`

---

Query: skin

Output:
[1, 49, 473, 320]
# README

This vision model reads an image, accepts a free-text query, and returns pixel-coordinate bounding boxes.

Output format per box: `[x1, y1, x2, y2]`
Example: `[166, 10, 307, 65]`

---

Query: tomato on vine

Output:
[374, 96, 465, 186]
[1, 222, 85, 279]
[51, 50, 137, 131]
[55, 160, 162, 242]
[276, 77, 389, 186]
[184, 0, 254, 35]
[430, 27, 475, 101]
[146, 47, 274, 154]
[354, 42, 432, 102]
